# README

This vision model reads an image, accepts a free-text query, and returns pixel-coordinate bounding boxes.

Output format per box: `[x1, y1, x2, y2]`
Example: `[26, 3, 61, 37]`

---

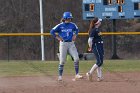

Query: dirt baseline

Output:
[0, 72, 140, 93]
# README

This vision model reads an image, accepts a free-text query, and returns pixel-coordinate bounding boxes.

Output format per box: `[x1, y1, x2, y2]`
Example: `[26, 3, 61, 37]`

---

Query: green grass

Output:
[0, 60, 139, 77]
[103, 60, 140, 72]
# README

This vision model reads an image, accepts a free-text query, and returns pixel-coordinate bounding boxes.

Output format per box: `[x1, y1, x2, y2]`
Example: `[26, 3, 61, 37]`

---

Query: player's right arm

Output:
[88, 29, 95, 51]
[50, 24, 63, 41]
[88, 37, 93, 51]
[55, 36, 63, 41]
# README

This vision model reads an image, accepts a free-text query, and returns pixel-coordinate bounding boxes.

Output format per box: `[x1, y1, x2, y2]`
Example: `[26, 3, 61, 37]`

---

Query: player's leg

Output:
[88, 43, 99, 74]
[58, 42, 68, 81]
[86, 63, 98, 81]
[97, 67, 103, 81]
[95, 43, 104, 81]
[68, 42, 83, 79]
[86, 43, 100, 81]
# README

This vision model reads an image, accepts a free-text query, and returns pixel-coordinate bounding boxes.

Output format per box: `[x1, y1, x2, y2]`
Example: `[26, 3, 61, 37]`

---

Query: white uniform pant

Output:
[59, 41, 79, 65]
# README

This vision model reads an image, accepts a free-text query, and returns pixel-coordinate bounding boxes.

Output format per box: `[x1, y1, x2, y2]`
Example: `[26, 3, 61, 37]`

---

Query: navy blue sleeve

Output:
[89, 29, 95, 38]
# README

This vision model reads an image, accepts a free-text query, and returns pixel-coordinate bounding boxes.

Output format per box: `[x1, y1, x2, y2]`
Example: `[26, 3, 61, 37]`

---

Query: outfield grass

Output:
[0, 60, 139, 77]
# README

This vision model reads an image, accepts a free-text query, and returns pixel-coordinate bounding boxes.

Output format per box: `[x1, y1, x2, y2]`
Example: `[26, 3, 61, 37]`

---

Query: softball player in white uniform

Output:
[50, 12, 83, 81]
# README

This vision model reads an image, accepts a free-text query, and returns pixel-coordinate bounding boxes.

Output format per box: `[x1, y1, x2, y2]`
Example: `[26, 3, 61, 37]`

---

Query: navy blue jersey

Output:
[50, 22, 79, 42]
[89, 28, 103, 43]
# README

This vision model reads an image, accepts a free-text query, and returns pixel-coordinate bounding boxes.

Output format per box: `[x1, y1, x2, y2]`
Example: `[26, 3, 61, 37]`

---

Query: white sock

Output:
[58, 76, 62, 79]
[89, 64, 98, 74]
[97, 67, 102, 78]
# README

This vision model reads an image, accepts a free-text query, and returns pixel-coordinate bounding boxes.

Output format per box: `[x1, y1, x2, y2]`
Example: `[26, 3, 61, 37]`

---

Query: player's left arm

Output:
[50, 24, 63, 41]
[88, 37, 93, 51]
[72, 24, 79, 41]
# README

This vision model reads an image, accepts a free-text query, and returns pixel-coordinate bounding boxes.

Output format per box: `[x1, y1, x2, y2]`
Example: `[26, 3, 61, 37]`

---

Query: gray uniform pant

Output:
[59, 41, 79, 65]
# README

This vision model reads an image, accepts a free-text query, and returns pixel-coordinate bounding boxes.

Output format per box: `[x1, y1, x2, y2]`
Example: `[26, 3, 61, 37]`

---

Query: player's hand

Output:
[88, 47, 92, 52]
[58, 38, 63, 42]
[56, 36, 63, 41]
[72, 35, 76, 41]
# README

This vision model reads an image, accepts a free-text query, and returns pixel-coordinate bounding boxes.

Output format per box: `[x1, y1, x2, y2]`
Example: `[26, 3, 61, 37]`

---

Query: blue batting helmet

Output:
[63, 12, 73, 19]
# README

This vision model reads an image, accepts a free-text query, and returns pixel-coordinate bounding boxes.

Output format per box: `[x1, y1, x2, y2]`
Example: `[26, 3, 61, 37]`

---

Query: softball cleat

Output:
[58, 76, 62, 81]
[72, 74, 83, 81]
[86, 72, 92, 82]
[75, 74, 83, 80]
[97, 77, 103, 82]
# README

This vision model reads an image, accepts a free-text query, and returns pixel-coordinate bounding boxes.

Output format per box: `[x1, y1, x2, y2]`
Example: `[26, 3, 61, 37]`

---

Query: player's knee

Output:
[74, 61, 79, 67]
[98, 62, 103, 67]
[73, 57, 79, 62]
[60, 61, 65, 65]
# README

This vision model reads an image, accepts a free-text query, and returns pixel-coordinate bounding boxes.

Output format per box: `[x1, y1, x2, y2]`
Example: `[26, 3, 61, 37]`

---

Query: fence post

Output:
[7, 36, 10, 62]
[111, 19, 120, 59]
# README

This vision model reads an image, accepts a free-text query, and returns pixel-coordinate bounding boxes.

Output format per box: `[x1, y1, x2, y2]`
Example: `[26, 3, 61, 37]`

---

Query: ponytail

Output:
[60, 18, 65, 22]
[88, 17, 99, 34]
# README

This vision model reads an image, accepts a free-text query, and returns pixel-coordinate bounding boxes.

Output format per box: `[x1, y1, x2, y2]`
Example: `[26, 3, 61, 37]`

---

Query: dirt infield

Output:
[0, 72, 140, 93]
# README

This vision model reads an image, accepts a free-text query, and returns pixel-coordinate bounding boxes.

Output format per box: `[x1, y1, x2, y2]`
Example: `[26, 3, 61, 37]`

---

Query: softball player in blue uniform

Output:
[86, 17, 104, 82]
[50, 12, 83, 81]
